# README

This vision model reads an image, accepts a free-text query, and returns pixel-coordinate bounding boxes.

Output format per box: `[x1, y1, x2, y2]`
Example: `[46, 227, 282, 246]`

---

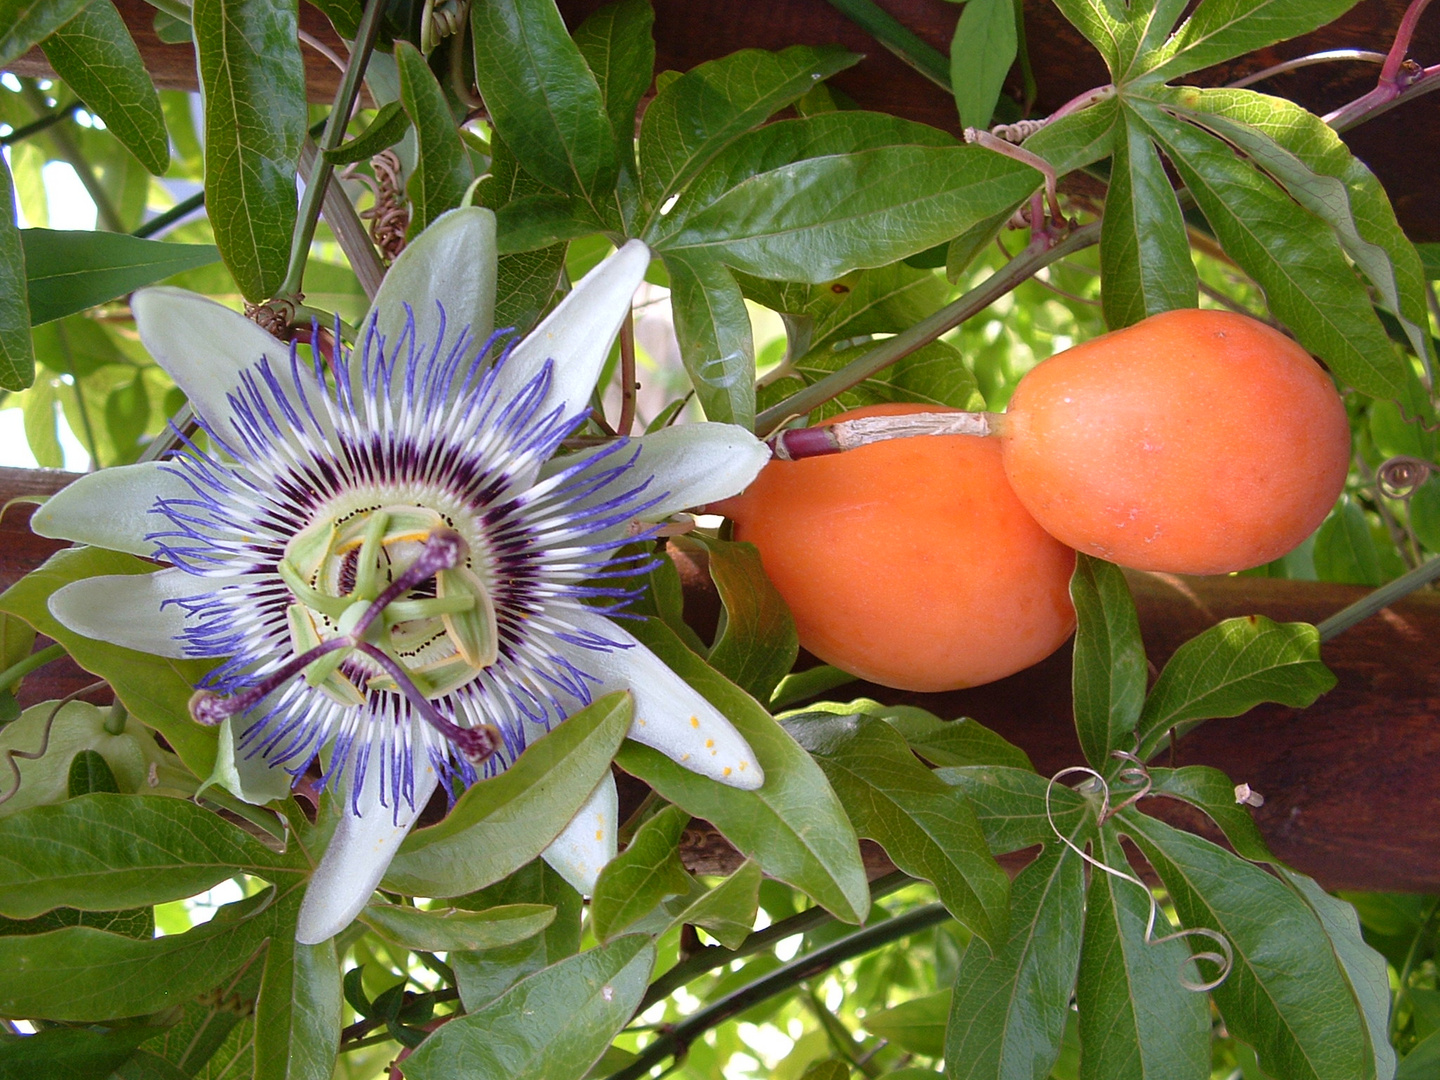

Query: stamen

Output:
[352, 641, 499, 763]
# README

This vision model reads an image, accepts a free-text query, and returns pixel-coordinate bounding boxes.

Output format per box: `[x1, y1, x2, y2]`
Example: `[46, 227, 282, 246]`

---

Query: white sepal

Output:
[555, 608, 763, 790]
[31, 462, 194, 557]
[541, 771, 619, 896]
[296, 757, 440, 945]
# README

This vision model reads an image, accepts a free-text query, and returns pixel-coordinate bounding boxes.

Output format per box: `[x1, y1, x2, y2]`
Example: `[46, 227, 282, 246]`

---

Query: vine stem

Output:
[0, 99, 80, 146]
[276, 0, 388, 301]
[608, 901, 950, 1080]
[618, 309, 638, 435]
[1316, 555, 1440, 642]
[0, 643, 65, 697]
[752, 221, 1100, 435]
[1325, 0, 1439, 130]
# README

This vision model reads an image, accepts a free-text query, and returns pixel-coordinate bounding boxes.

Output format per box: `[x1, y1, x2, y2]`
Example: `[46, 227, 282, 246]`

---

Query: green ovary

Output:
[278, 504, 499, 706]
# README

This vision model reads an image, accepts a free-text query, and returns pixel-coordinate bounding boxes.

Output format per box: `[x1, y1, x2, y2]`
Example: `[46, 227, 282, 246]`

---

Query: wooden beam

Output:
[4, 468, 1437, 891]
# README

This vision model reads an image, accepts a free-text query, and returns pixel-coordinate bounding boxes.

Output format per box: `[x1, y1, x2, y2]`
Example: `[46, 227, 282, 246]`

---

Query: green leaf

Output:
[40, 0, 169, 174]
[494, 192, 594, 253]
[384, 691, 632, 896]
[470, 0, 617, 210]
[1163, 86, 1436, 376]
[22, 228, 221, 325]
[1100, 107, 1196, 329]
[192, 0, 305, 301]
[863, 989, 950, 1058]
[657, 144, 1040, 283]
[662, 250, 754, 427]
[0, 1026, 151, 1080]
[0, 156, 33, 391]
[789, 698, 1032, 771]
[105, 373, 150, 461]
[254, 933, 340, 1080]
[591, 803, 692, 940]
[935, 765, 1091, 855]
[786, 712, 1009, 946]
[615, 616, 869, 924]
[396, 42, 474, 234]
[944, 846, 1086, 1080]
[362, 901, 555, 952]
[655, 858, 761, 949]
[1135, 614, 1335, 759]
[1277, 868, 1396, 1080]
[450, 859, 582, 1012]
[1069, 554, 1147, 771]
[0, 901, 152, 939]
[1075, 828, 1209, 1080]
[1145, 765, 1272, 862]
[0, 0, 88, 67]
[774, 339, 984, 422]
[66, 747, 119, 795]
[1399, 1031, 1440, 1080]
[672, 535, 798, 703]
[0, 793, 298, 918]
[494, 243, 567, 335]
[1136, 0, 1358, 84]
[403, 935, 656, 1080]
[322, 100, 410, 166]
[572, 0, 655, 183]
[0, 547, 220, 778]
[1132, 102, 1409, 404]
[1121, 811, 1376, 1080]
[637, 45, 860, 222]
[949, 0, 1017, 130]
[1313, 494, 1384, 586]
[799, 1062, 852, 1080]
[1023, 92, 1119, 178]
[0, 886, 281, 1021]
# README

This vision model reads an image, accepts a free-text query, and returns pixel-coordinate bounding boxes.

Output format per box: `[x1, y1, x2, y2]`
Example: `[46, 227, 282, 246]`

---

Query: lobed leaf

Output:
[1069, 554, 1147, 771]
[863, 989, 950, 1058]
[192, 0, 305, 302]
[321, 101, 409, 166]
[0, 0, 88, 68]
[572, 0, 655, 188]
[396, 42, 474, 235]
[254, 931, 340, 1080]
[786, 711, 1009, 946]
[1135, 0, 1359, 85]
[0, 156, 33, 391]
[1121, 811, 1377, 1080]
[1135, 613, 1335, 758]
[590, 803, 692, 941]
[22, 228, 220, 326]
[40, 0, 169, 174]
[0, 793, 300, 919]
[361, 901, 556, 953]
[403, 935, 655, 1080]
[949, 0, 1017, 130]
[471, 0, 617, 211]
[944, 845, 1087, 1080]
[662, 250, 755, 427]
[936, 765, 1092, 855]
[615, 616, 869, 924]
[384, 692, 632, 897]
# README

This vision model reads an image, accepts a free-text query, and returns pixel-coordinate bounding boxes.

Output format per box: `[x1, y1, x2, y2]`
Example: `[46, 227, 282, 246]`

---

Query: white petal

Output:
[541, 772, 618, 896]
[200, 715, 293, 805]
[363, 207, 497, 381]
[499, 239, 650, 425]
[558, 608, 763, 790]
[131, 288, 295, 443]
[30, 462, 194, 557]
[297, 759, 439, 945]
[48, 569, 231, 658]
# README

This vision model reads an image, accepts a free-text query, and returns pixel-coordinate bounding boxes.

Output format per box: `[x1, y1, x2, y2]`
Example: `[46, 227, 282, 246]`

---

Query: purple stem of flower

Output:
[351, 641, 499, 763]
[349, 528, 469, 641]
[190, 636, 352, 725]
[1325, 0, 1437, 128]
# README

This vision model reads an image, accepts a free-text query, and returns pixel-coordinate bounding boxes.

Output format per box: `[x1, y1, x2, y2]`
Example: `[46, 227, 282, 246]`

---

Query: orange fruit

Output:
[997, 308, 1351, 575]
[717, 403, 1076, 692]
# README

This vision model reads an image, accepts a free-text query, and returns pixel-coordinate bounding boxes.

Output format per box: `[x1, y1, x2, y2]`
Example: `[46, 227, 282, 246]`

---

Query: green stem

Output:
[19, 84, 124, 233]
[638, 871, 913, 1013]
[0, 101, 80, 146]
[277, 0, 388, 300]
[822, 0, 951, 91]
[753, 221, 1101, 434]
[133, 190, 206, 239]
[610, 902, 950, 1080]
[0, 643, 65, 695]
[1315, 556, 1440, 642]
[1391, 897, 1440, 1040]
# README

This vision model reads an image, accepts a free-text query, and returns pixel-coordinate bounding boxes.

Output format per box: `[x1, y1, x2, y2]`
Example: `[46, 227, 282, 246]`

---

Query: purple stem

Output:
[349, 528, 468, 641]
[190, 636, 352, 725]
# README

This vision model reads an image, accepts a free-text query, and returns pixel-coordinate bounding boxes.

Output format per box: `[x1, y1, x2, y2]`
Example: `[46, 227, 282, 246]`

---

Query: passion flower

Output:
[34, 208, 768, 943]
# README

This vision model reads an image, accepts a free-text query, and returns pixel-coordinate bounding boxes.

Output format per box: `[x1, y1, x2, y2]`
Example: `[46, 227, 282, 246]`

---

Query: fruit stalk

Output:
[768, 410, 993, 460]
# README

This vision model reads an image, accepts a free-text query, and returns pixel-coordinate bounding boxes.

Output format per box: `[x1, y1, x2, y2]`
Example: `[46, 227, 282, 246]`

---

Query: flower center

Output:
[278, 504, 499, 705]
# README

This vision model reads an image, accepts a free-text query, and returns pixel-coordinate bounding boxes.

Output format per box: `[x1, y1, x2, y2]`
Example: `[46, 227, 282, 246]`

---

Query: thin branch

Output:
[1226, 48, 1387, 89]
[133, 190, 206, 239]
[821, 0, 951, 90]
[1316, 555, 1440, 641]
[618, 310, 638, 436]
[609, 902, 951, 1080]
[0, 99, 80, 146]
[19, 83, 123, 232]
[753, 222, 1101, 435]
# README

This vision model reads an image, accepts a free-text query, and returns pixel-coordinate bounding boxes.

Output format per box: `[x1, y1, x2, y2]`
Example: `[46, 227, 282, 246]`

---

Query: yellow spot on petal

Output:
[637, 718, 647, 726]
[739, 761, 748, 771]
[595, 830, 604, 841]
[681, 753, 691, 761]
[690, 716, 700, 728]
[723, 766, 732, 776]
[705, 739, 714, 748]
